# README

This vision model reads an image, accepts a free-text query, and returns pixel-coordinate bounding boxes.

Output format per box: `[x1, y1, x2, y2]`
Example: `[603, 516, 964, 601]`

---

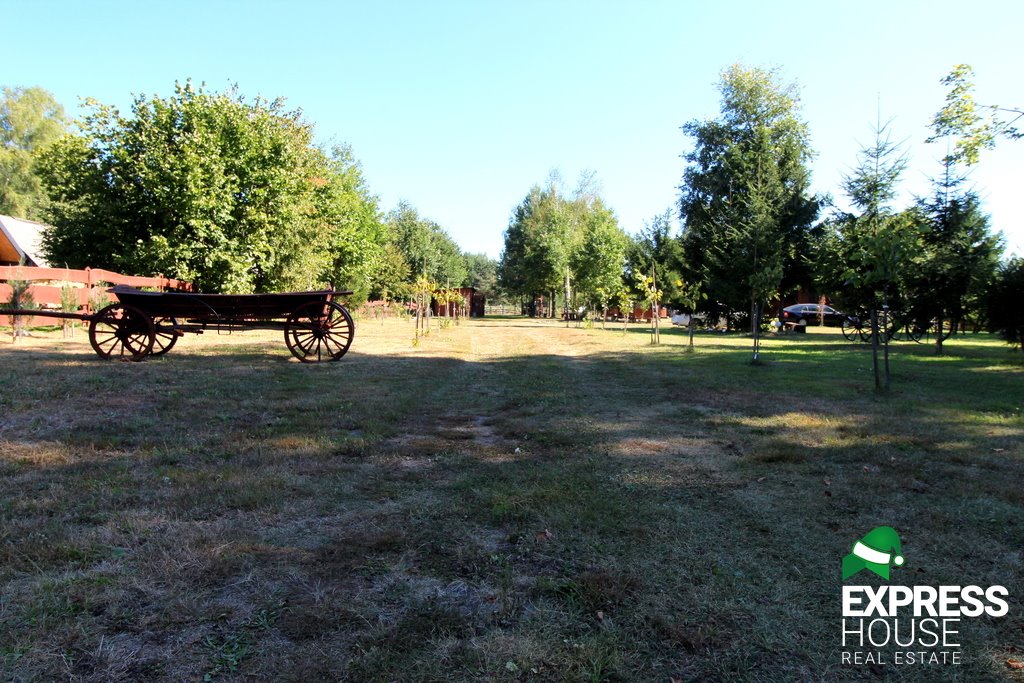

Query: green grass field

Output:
[1, 318, 1022, 682]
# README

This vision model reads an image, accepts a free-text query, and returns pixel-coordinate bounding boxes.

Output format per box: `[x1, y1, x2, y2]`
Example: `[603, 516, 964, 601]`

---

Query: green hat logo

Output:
[842, 526, 905, 580]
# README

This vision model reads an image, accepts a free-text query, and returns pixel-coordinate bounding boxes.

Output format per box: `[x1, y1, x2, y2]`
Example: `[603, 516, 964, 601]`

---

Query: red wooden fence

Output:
[0, 266, 191, 326]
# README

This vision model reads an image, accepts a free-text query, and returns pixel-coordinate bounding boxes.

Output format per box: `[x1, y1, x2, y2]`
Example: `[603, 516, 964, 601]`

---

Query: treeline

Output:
[0, 82, 498, 303]
[496, 64, 1022, 350]
[2, 68, 1020, 349]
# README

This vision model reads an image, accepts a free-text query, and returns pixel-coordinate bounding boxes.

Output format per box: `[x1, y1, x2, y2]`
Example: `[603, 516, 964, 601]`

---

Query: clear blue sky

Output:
[7, 0, 1023, 257]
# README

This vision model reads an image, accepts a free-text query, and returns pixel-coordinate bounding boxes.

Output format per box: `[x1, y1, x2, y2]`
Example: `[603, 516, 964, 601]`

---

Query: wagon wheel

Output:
[908, 318, 954, 345]
[841, 317, 866, 342]
[284, 300, 354, 363]
[150, 316, 180, 356]
[880, 313, 901, 341]
[88, 303, 155, 361]
[888, 318, 913, 343]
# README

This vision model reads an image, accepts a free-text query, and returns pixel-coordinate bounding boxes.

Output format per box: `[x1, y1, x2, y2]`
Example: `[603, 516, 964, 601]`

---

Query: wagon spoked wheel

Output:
[150, 316, 179, 356]
[841, 317, 865, 342]
[284, 300, 354, 363]
[888, 318, 912, 343]
[908, 318, 954, 345]
[88, 303, 155, 361]
[880, 313, 901, 342]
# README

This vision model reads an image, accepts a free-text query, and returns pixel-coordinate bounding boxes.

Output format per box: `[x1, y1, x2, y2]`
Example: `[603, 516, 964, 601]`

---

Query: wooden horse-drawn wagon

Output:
[2, 285, 355, 363]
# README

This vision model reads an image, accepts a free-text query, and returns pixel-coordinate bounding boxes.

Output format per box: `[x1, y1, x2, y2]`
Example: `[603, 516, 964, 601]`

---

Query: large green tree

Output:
[37, 82, 381, 293]
[498, 175, 626, 317]
[464, 252, 501, 301]
[921, 70, 1007, 354]
[571, 197, 627, 311]
[384, 201, 467, 288]
[312, 145, 384, 304]
[816, 119, 917, 390]
[498, 180, 572, 316]
[367, 243, 412, 301]
[907, 166, 1001, 355]
[0, 86, 68, 219]
[679, 64, 820, 349]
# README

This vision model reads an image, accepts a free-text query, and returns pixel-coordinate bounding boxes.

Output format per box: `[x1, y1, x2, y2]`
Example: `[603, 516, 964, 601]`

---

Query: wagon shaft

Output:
[0, 309, 99, 322]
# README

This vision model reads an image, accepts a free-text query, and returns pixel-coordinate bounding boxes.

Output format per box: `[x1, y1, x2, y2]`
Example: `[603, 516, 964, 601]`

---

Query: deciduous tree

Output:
[464, 252, 501, 302]
[385, 201, 467, 288]
[928, 64, 1022, 166]
[571, 197, 627, 313]
[0, 86, 68, 219]
[314, 145, 385, 304]
[498, 178, 573, 317]
[37, 82, 381, 294]
[499, 174, 625, 319]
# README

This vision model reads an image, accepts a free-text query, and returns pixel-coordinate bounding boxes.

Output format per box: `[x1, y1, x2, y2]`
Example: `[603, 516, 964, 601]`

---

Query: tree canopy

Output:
[986, 257, 1024, 349]
[384, 200, 468, 288]
[498, 174, 627, 315]
[464, 252, 501, 301]
[626, 210, 685, 305]
[37, 82, 381, 294]
[679, 64, 821, 330]
[928, 64, 1023, 166]
[0, 86, 68, 219]
[907, 168, 1002, 343]
[814, 119, 915, 313]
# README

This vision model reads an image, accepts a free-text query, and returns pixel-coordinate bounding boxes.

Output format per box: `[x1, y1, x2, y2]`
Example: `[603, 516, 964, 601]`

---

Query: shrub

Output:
[986, 257, 1024, 349]
[5, 278, 37, 341]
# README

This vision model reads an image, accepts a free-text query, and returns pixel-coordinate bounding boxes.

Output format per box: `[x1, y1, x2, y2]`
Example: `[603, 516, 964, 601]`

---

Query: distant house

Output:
[0, 215, 50, 267]
[431, 287, 486, 317]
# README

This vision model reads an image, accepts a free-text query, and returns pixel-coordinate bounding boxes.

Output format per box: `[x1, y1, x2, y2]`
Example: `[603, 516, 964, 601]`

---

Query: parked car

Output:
[670, 312, 701, 326]
[670, 310, 730, 330]
[780, 303, 848, 326]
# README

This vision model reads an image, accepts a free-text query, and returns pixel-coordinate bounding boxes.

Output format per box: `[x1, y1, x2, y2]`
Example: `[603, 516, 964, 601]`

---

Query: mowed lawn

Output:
[1, 316, 1022, 682]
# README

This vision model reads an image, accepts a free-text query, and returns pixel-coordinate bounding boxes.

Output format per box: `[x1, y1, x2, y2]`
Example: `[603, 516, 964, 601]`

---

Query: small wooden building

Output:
[431, 287, 485, 317]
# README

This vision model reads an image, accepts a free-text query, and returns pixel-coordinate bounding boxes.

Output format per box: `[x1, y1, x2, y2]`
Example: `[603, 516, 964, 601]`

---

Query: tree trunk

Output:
[871, 309, 882, 392]
[414, 295, 422, 342]
[564, 269, 572, 327]
[935, 314, 944, 356]
[751, 300, 761, 363]
[882, 307, 891, 392]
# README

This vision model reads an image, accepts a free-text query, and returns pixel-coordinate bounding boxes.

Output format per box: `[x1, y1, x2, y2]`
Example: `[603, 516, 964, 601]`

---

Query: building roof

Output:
[0, 215, 50, 267]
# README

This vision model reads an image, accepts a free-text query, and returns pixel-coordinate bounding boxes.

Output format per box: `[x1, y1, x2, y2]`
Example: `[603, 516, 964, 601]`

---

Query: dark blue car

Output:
[780, 303, 847, 326]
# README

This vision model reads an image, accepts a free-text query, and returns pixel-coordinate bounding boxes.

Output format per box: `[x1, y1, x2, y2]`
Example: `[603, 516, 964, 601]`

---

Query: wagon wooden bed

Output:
[2, 285, 355, 363]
